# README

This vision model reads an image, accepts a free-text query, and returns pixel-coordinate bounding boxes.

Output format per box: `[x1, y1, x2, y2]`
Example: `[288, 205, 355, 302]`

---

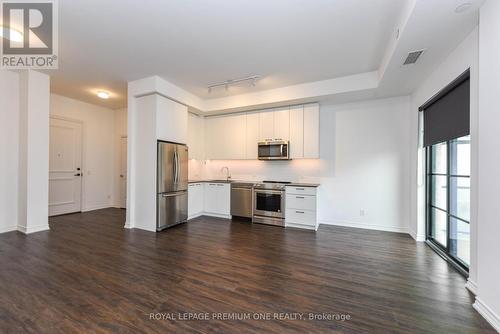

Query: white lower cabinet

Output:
[285, 186, 318, 230]
[188, 183, 204, 219]
[204, 183, 230, 216]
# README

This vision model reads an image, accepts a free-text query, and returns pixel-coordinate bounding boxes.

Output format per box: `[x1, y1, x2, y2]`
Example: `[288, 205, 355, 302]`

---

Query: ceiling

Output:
[48, 0, 483, 110]
[49, 0, 404, 109]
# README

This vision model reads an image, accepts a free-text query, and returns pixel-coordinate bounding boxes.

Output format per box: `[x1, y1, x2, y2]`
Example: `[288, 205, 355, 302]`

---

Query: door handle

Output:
[74, 173, 81, 176]
[162, 190, 187, 198]
[174, 151, 179, 184]
[173, 151, 177, 184]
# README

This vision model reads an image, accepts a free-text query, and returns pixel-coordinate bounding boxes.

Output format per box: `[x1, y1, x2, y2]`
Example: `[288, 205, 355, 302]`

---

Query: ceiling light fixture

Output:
[455, 2, 472, 13]
[208, 75, 260, 94]
[0, 26, 23, 42]
[97, 91, 110, 99]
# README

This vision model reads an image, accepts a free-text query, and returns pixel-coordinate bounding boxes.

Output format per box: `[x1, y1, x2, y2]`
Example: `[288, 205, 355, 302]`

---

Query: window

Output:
[420, 69, 470, 275]
[426, 136, 470, 270]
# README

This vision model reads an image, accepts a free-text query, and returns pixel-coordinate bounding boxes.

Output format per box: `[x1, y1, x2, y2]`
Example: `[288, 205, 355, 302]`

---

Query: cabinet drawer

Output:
[286, 186, 317, 196]
[285, 209, 316, 226]
[286, 194, 316, 211]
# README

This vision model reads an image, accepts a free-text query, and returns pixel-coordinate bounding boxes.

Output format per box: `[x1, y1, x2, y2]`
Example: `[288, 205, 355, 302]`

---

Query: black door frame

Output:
[425, 140, 470, 277]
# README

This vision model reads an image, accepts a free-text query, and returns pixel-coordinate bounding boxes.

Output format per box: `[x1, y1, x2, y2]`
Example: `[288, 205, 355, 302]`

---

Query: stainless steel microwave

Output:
[258, 140, 290, 160]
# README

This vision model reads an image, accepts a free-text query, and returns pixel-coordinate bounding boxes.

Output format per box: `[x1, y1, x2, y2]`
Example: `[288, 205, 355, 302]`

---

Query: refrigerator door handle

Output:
[161, 190, 187, 197]
[173, 150, 177, 184]
[175, 150, 179, 184]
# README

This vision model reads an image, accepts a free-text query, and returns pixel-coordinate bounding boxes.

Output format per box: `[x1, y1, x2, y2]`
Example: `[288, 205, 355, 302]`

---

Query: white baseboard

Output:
[473, 297, 500, 333]
[319, 220, 409, 234]
[409, 229, 426, 242]
[286, 222, 318, 231]
[202, 212, 232, 219]
[82, 204, 113, 212]
[0, 225, 18, 234]
[466, 279, 478, 295]
[17, 224, 50, 234]
[133, 224, 157, 233]
[188, 213, 203, 220]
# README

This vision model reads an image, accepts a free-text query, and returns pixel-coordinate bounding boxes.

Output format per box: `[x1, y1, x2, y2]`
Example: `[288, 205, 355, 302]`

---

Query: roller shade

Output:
[419, 69, 470, 147]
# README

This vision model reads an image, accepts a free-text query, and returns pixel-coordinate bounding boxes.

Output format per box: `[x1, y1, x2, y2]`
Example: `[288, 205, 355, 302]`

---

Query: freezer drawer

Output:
[157, 191, 188, 231]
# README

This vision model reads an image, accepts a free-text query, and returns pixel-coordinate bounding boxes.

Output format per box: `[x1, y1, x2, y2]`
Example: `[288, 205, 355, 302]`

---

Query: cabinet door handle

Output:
[296, 211, 305, 214]
[295, 188, 305, 191]
[296, 196, 305, 199]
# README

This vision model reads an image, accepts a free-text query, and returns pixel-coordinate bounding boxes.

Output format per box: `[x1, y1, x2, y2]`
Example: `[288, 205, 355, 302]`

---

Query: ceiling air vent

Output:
[403, 50, 425, 65]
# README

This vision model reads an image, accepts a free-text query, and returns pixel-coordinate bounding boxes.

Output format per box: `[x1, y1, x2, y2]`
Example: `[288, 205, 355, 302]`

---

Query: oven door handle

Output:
[254, 189, 284, 195]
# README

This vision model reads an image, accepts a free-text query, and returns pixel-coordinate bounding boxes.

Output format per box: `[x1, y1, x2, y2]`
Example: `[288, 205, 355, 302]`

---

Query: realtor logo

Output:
[1, 0, 58, 69]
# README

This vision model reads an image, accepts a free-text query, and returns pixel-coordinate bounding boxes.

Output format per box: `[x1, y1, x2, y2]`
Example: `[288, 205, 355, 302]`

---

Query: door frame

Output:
[49, 115, 85, 214]
[119, 135, 128, 209]
[425, 141, 470, 277]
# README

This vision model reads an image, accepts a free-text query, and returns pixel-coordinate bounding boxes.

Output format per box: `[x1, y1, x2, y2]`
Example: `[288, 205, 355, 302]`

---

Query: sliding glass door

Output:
[426, 135, 470, 271]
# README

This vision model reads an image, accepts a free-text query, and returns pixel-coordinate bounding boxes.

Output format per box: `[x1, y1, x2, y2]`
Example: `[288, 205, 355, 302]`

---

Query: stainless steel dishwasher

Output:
[230, 183, 254, 218]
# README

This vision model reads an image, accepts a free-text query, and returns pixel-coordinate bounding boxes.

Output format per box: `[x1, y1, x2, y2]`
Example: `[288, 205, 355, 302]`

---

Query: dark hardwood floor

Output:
[0, 208, 494, 334]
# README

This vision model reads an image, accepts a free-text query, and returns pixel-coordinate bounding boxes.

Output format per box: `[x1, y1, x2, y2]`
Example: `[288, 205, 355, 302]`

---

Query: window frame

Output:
[426, 138, 470, 276]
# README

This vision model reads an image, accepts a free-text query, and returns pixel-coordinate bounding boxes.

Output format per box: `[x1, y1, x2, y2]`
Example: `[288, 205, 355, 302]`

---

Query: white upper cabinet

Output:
[258, 110, 275, 142]
[259, 108, 290, 142]
[156, 96, 188, 144]
[273, 107, 290, 141]
[205, 113, 246, 160]
[188, 113, 204, 160]
[289, 105, 304, 159]
[205, 116, 225, 160]
[245, 112, 260, 159]
[303, 103, 320, 159]
[225, 113, 246, 159]
[203, 103, 319, 160]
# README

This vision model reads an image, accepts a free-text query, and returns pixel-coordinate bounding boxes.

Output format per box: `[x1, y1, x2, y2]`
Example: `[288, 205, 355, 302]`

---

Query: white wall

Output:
[474, 1, 500, 331]
[126, 94, 158, 232]
[1, 70, 51, 234]
[0, 71, 20, 233]
[202, 96, 412, 233]
[18, 71, 51, 234]
[410, 28, 479, 286]
[50, 94, 115, 212]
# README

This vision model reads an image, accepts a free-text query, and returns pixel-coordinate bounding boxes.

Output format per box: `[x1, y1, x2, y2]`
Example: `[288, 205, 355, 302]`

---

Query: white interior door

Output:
[119, 137, 127, 209]
[49, 118, 83, 216]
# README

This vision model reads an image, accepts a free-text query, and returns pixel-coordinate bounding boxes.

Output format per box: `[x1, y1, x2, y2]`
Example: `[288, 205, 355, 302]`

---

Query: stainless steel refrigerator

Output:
[157, 141, 188, 231]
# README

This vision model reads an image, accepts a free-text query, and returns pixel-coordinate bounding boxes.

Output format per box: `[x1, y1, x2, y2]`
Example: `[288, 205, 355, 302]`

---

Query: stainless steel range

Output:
[252, 181, 291, 227]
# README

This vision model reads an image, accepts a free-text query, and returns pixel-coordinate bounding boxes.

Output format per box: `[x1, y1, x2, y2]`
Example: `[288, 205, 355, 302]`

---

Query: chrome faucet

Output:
[221, 166, 231, 181]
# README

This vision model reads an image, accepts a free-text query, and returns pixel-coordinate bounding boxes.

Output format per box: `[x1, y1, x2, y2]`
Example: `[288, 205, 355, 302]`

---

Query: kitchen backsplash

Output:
[188, 159, 325, 183]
